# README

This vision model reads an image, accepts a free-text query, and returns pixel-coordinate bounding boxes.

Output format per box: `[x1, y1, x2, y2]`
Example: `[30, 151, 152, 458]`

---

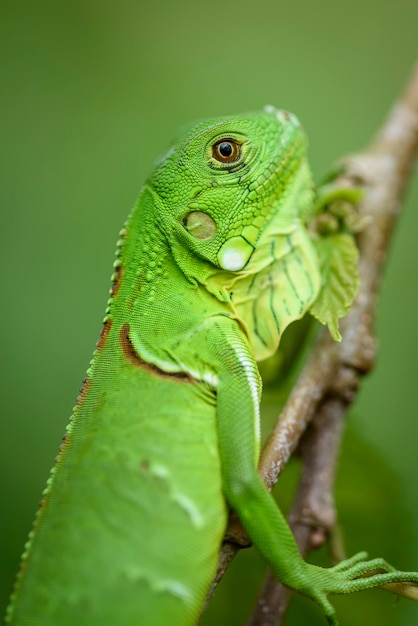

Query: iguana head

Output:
[148, 107, 320, 359]
[149, 107, 309, 272]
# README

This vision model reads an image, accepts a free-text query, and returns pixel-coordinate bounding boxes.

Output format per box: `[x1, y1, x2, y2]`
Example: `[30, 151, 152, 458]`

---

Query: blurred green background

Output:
[1, 1, 418, 624]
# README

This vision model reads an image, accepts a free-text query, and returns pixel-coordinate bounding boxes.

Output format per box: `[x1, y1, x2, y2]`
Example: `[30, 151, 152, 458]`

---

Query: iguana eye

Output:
[212, 139, 241, 163]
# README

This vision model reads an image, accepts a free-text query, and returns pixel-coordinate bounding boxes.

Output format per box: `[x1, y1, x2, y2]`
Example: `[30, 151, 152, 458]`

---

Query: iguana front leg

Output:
[211, 317, 418, 624]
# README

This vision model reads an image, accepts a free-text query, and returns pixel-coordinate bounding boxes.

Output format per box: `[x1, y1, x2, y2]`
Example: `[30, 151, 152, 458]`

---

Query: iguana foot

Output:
[304, 552, 418, 624]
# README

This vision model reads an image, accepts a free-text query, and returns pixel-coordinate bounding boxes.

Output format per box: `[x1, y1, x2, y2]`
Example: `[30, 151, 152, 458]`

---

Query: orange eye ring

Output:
[212, 139, 241, 163]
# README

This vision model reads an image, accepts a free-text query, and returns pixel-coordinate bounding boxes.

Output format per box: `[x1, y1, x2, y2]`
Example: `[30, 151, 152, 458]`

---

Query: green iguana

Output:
[5, 107, 418, 626]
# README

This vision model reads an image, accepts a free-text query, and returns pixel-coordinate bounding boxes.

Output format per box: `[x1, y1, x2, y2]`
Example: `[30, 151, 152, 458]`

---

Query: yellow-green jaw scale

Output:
[217, 236, 255, 271]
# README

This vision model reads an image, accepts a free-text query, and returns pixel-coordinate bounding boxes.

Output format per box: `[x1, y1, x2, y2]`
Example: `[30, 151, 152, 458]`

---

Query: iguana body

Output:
[6, 108, 418, 625]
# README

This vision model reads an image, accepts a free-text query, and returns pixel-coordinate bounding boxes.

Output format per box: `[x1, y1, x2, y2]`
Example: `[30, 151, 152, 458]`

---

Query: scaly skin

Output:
[5, 108, 418, 625]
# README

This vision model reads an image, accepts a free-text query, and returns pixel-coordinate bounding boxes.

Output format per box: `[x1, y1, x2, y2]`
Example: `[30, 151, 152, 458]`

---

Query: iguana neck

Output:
[105, 188, 234, 352]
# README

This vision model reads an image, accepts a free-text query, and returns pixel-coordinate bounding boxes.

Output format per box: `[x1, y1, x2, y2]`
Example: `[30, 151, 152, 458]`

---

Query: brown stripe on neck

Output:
[95, 260, 123, 355]
[119, 323, 193, 383]
[78, 316, 114, 409]
[76, 376, 91, 408]
[96, 318, 112, 352]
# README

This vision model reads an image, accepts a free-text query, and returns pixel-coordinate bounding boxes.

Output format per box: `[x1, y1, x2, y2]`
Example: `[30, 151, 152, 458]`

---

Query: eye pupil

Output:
[219, 142, 233, 157]
[212, 138, 241, 163]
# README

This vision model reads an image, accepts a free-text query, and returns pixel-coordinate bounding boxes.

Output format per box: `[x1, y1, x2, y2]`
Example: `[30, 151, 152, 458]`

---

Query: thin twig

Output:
[204, 63, 418, 622]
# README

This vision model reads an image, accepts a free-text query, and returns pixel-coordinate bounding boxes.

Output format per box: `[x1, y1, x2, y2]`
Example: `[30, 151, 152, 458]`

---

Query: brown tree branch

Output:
[204, 62, 418, 623]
